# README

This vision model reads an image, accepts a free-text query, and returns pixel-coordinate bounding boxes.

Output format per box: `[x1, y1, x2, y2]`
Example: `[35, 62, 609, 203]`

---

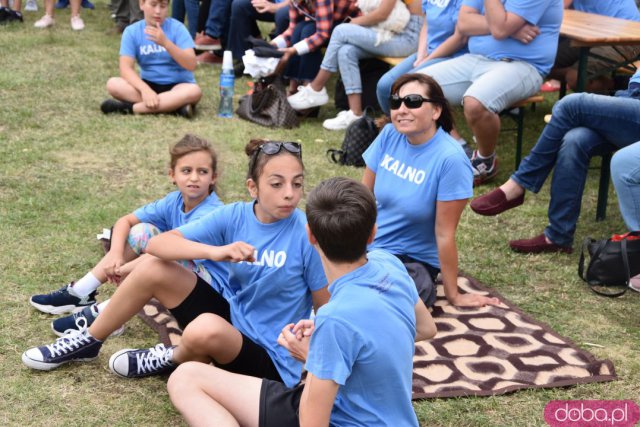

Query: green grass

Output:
[1, 6, 638, 426]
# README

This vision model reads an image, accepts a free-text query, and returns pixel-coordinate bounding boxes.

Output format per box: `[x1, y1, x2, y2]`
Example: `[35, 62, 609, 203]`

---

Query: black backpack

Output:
[326, 107, 379, 167]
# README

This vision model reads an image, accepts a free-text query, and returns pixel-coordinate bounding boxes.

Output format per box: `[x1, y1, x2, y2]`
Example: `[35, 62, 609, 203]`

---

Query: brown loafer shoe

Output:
[470, 188, 524, 216]
[509, 233, 573, 254]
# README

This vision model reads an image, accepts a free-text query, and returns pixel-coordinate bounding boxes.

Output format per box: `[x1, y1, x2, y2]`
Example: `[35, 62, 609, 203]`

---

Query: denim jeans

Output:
[511, 93, 640, 246]
[320, 15, 422, 96]
[172, 0, 199, 38]
[612, 141, 640, 231]
[376, 54, 449, 115]
[205, 0, 232, 39]
[285, 21, 324, 81]
[227, 0, 289, 60]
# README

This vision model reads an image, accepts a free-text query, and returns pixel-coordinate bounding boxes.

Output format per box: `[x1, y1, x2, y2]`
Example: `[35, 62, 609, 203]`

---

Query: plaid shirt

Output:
[276, 0, 360, 54]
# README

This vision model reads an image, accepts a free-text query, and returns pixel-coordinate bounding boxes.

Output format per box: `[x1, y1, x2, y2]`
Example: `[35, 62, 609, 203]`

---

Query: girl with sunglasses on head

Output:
[362, 73, 500, 308]
[23, 140, 329, 388]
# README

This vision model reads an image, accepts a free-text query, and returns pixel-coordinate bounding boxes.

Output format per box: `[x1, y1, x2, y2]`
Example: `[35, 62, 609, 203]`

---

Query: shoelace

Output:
[135, 344, 173, 375]
[46, 317, 91, 357]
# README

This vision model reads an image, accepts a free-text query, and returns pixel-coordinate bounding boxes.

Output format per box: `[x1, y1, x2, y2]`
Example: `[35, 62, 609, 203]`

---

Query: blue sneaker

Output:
[80, 0, 94, 9]
[51, 303, 125, 337]
[22, 320, 102, 370]
[30, 284, 97, 315]
[54, 0, 68, 9]
[109, 344, 176, 378]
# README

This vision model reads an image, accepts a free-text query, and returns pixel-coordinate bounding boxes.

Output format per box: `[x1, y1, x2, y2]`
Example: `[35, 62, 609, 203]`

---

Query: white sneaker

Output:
[70, 15, 84, 30]
[287, 85, 329, 111]
[323, 110, 362, 131]
[25, 0, 38, 11]
[34, 14, 54, 28]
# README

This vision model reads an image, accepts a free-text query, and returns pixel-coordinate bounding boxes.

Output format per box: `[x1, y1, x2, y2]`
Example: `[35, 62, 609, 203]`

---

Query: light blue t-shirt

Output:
[305, 250, 419, 427]
[120, 18, 196, 85]
[571, 0, 640, 21]
[363, 125, 473, 268]
[424, 0, 468, 57]
[178, 202, 327, 387]
[463, 0, 563, 75]
[133, 190, 223, 232]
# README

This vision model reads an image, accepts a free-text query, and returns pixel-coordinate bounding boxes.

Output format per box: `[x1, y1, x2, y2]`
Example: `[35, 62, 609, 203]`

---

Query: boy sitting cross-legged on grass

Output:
[100, 0, 201, 118]
[168, 177, 437, 427]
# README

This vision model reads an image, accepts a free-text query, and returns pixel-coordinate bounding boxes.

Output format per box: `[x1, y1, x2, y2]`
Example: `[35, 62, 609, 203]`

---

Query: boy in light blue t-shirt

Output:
[100, 0, 202, 118]
[167, 177, 437, 427]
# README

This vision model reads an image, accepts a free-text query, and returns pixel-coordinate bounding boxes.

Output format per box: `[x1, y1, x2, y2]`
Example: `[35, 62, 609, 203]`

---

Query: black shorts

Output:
[395, 254, 440, 308]
[219, 333, 283, 382]
[170, 274, 283, 382]
[259, 379, 304, 427]
[169, 274, 231, 329]
[142, 79, 178, 94]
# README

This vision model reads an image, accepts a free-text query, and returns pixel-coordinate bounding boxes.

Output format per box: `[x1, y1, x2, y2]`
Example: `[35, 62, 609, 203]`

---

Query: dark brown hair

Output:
[390, 73, 455, 133]
[306, 177, 377, 263]
[245, 139, 304, 183]
[169, 134, 218, 193]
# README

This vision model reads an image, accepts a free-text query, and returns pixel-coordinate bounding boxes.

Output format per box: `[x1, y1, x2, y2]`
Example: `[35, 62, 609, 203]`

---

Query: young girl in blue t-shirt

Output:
[99, 0, 202, 118]
[362, 73, 499, 308]
[29, 134, 223, 335]
[22, 139, 329, 388]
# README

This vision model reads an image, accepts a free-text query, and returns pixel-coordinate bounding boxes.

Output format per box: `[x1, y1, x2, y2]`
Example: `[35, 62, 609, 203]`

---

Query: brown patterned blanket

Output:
[136, 275, 616, 399]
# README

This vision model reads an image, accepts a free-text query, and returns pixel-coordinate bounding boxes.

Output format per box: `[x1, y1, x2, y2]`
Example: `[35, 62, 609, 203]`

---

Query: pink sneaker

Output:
[70, 15, 84, 30]
[34, 14, 54, 28]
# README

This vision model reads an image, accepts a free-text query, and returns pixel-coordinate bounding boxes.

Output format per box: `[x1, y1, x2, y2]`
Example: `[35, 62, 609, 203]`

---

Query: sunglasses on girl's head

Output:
[259, 141, 302, 156]
[389, 94, 437, 110]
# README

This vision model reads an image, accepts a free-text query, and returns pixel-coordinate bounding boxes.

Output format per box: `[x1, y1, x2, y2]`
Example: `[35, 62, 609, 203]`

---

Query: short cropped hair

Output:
[306, 177, 377, 263]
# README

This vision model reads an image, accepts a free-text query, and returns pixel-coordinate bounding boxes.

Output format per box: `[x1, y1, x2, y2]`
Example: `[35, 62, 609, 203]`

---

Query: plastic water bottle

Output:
[218, 51, 234, 118]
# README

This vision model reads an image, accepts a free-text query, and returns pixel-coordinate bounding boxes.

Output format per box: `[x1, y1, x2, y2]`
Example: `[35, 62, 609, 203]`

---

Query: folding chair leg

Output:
[515, 107, 525, 169]
[596, 152, 612, 221]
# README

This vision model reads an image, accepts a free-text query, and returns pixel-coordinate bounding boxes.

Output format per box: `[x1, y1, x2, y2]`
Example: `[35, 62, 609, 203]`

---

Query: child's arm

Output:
[311, 286, 330, 312]
[146, 229, 256, 263]
[145, 23, 197, 71]
[299, 373, 339, 427]
[277, 319, 315, 362]
[119, 55, 160, 109]
[112, 253, 151, 284]
[424, 25, 468, 63]
[104, 213, 140, 282]
[414, 300, 437, 342]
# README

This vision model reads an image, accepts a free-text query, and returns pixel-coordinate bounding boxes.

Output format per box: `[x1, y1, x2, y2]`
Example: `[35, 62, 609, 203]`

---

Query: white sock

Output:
[456, 138, 468, 146]
[70, 272, 102, 296]
[97, 299, 110, 313]
[476, 151, 495, 160]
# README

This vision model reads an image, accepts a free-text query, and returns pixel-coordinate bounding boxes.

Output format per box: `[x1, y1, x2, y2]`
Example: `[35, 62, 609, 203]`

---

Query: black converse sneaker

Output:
[51, 303, 125, 337]
[22, 319, 102, 370]
[30, 284, 97, 315]
[109, 344, 177, 378]
[100, 99, 134, 114]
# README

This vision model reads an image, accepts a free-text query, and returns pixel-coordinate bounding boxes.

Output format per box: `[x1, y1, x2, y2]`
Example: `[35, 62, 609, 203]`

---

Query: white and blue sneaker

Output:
[51, 303, 125, 337]
[109, 344, 176, 378]
[22, 319, 102, 370]
[30, 284, 97, 315]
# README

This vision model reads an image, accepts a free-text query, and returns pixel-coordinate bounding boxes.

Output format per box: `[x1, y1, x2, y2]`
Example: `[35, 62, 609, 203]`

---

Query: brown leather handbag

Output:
[236, 76, 299, 129]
